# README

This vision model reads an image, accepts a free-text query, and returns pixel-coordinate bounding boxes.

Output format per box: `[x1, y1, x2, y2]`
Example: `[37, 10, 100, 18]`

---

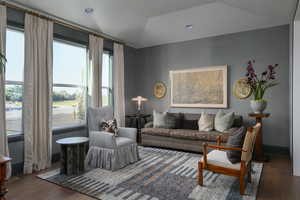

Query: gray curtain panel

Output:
[0, 5, 11, 179]
[113, 43, 125, 126]
[89, 35, 103, 108]
[23, 14, 53, 174]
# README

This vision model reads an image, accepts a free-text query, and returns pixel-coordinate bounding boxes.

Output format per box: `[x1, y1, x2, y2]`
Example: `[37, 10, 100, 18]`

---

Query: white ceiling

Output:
[10, 0, 297, 48]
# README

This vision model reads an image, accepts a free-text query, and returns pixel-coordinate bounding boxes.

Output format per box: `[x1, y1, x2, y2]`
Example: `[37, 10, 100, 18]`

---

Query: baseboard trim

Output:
[11, 162, 23, 176]
[263, 145, 289, 155]
[11, 153, 61, 176]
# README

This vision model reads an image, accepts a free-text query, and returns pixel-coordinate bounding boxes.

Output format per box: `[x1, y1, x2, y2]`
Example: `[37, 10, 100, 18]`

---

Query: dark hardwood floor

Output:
[6, 153, 300, 200]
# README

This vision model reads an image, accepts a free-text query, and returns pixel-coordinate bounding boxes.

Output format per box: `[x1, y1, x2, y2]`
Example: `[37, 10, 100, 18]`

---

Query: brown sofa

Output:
[141, 113, 243, 153]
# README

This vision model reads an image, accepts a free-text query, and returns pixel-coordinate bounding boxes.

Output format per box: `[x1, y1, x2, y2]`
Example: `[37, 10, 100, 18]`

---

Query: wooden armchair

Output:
[198, 123, 261, 195]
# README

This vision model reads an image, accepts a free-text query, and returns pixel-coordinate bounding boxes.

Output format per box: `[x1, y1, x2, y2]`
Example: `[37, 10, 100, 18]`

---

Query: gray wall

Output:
[293, 3, 300, 175]
[128, 25, 290, 148]
[124, 46, 141, 113]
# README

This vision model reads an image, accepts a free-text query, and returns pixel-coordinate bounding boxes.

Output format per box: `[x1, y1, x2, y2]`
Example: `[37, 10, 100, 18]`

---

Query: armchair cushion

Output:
[89, 131, 116, 149]
[116, 137, 135, 147]
[202, 150, 240, 170]
[118, 127, 137, 141]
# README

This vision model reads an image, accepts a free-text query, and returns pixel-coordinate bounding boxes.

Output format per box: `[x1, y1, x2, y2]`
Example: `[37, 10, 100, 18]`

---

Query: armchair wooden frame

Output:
[198, 125, 260, 195]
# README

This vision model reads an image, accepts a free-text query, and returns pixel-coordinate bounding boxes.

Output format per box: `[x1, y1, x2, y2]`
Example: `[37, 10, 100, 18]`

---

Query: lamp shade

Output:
[132, 96, 148, 110]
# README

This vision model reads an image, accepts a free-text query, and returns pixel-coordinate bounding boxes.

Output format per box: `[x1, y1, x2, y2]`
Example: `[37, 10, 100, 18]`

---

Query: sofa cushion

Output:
[233, 115, 243, 127]
[142, 127, 239, 142]
[182, 113, 201, 130]
[170, 129, 224, 141]
[215, 111, 235, 132]
[168, 112, 183, 129]
[153, 110, 168, 128]
[153, 111, 182, 129]
[198, 112, 214, 131]
[142, 128, 171, 137]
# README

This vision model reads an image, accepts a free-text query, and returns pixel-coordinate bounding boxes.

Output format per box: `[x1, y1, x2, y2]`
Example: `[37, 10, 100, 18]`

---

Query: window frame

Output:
[6, 32, 113, 139]
[102, 50, 113, 107]
[5, 27, 24, 136]
[52, 38, 88, 129]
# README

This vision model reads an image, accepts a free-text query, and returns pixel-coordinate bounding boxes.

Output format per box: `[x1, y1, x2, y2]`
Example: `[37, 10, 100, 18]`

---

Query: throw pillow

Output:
[226, 126, 246, 164]
[100, 118, 118, 136]
[165, 113, 178, 129]
[153, 110, 168, 128]
[198, 112, 214, 131]
[214, 110, 235, 132]
[153, 110, 178, 129]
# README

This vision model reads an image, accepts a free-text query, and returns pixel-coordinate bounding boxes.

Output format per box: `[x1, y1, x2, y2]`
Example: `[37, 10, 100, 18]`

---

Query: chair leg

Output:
[240, 174, 245, 195]
[248, 168, 252, 183]
[198, 162, 203, 186]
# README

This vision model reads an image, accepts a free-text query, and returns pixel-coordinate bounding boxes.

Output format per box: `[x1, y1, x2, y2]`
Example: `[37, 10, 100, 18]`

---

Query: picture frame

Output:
[170, 65, 228, 108]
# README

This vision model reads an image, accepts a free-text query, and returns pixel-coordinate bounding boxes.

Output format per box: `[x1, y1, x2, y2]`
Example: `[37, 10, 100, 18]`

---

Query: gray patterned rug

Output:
[38, 147, 263, 200]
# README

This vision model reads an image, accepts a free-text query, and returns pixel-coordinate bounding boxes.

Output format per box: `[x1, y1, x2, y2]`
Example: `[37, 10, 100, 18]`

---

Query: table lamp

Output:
[132, 96, 148, 111]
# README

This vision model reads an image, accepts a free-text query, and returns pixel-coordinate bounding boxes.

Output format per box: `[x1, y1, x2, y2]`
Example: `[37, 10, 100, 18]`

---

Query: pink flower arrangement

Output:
[245, 60, 279, 100]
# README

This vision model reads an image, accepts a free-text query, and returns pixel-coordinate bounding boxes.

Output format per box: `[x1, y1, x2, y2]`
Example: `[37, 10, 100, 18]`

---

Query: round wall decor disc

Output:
[154, 82, 166, 99]
[233, 78, 252, 99]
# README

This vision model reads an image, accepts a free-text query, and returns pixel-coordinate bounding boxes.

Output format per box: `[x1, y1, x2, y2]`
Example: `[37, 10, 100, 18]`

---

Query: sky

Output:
[5, 28, 111, 90]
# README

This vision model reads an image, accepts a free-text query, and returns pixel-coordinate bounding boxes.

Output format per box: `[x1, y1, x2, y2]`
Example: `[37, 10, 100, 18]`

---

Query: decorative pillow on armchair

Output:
[100, 118, 119, 136]
[226, 126, 246, 164]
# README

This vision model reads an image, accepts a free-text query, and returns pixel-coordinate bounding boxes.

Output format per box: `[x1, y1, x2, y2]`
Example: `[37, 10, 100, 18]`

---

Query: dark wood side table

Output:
[248, 113, 270, 162]
[0, 156, 11, 200]
[126, 113, 151, 143]
[56, 137, 89, 175]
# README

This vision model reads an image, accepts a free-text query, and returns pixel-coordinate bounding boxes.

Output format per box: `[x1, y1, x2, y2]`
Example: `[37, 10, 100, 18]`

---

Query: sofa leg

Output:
[198, 162, 203, 186]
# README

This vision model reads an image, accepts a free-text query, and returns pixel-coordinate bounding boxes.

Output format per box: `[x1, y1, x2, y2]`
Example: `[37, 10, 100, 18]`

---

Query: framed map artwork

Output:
[170, 65, 228, 108]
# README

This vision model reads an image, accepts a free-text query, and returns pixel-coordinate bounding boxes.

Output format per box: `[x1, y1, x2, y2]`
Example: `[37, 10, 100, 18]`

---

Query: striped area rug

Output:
[38, 147, 263, 200]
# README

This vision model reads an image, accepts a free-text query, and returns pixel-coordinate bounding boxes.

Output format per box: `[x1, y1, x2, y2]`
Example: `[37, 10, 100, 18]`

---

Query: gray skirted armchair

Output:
[85, 107, 140, 171]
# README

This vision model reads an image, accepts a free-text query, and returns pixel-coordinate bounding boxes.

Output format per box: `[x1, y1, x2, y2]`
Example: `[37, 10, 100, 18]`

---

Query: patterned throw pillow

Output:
[198, 112, 214, 131]
[214, 110, 235, 132]
[100, 119, 118, 136]
[226, 126, 246, 164]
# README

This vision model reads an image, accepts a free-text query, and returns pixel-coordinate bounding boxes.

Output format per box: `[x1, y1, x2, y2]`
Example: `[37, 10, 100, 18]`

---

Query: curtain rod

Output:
[0, 1, 125, 45]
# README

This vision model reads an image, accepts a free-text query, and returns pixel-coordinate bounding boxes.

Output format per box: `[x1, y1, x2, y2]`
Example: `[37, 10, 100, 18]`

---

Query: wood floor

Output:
[6, 153, 300, 200]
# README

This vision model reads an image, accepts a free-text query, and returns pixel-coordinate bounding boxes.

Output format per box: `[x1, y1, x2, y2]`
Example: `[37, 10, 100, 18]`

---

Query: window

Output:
[5, 28, 24, 134]
[53, 40, 87, 128]
[102, 51, 113, 106]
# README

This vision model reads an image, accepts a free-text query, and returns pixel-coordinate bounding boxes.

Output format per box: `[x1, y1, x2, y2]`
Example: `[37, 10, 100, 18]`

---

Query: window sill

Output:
[8, 124, 87, 143]
[8, 133, 24, 143]
[52, 124, 87, 135]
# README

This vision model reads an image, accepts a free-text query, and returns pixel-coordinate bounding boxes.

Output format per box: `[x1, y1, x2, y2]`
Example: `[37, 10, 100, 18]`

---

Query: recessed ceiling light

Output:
[84, 8, 94, 15]
[185, 24, 193, 30]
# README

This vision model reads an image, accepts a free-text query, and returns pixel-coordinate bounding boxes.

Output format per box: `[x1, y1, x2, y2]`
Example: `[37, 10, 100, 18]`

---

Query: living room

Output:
[0, 0, 299, 200]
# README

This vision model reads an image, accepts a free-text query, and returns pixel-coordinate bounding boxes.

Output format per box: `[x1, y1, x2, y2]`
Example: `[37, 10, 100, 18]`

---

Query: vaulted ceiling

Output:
[11, 0, 297, 48]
